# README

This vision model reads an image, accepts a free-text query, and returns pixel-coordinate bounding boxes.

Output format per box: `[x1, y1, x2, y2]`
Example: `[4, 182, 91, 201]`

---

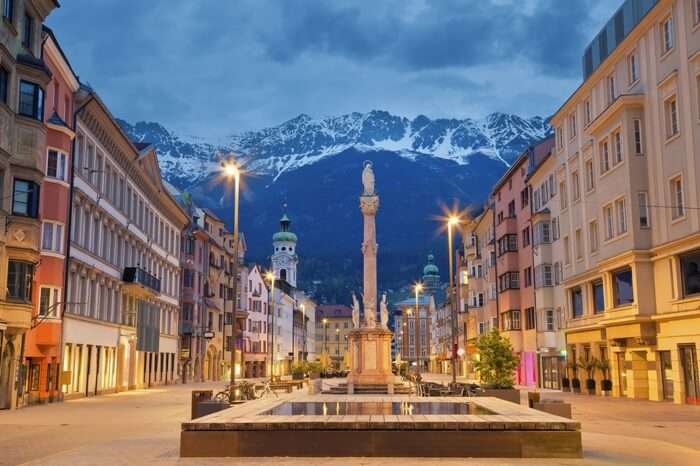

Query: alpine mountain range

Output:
[118, 110, 552, 303]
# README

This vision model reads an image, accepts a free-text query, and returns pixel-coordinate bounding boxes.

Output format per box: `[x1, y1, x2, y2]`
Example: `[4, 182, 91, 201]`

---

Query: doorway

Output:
[659, 350, 674, 401]
[541, 356, 563, 389]
[680, 345, 699, 405]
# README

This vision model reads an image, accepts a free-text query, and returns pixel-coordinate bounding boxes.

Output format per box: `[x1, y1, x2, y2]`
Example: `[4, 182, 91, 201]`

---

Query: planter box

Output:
[476, 388, 521, 404]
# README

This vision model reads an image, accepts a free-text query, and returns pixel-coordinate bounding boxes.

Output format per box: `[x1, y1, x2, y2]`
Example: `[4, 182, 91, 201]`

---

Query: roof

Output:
[42, 25, 79, 82]
[316, 305, 353, 320]
[202, 208, 223, 223]
[491, 136, 554, 197]
[132, 141, 151, 151]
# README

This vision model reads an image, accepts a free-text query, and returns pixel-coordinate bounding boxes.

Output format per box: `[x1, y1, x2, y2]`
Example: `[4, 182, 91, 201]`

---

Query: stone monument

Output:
[347, 161, 395, 393]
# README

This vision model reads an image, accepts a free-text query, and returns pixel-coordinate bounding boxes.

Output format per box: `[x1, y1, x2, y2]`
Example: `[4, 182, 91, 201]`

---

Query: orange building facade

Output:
[20, 28, 78, 406]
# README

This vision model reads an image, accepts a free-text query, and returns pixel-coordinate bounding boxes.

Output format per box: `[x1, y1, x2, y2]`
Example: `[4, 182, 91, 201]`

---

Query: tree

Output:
[472, 329, 519, 388]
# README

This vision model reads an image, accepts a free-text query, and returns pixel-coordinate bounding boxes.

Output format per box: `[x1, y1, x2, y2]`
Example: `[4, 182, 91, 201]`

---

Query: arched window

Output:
[280, 269, 287, 281]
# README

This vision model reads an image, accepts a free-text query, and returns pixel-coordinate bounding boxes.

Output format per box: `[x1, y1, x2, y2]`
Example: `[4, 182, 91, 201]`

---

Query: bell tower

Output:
[271, 213, 298, 286]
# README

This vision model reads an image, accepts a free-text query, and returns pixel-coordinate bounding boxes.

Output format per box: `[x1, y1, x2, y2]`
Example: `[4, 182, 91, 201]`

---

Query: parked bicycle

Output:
[214, 380, 257, 403]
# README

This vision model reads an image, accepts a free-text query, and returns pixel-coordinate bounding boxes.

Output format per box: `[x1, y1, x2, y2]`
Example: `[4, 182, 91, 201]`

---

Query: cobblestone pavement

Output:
[0, 377, 699, 466]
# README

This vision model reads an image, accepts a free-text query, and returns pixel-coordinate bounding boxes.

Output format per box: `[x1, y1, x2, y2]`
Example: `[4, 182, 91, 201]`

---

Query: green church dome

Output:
[273, 213, 297, 243]
[423, 254, 439, 276]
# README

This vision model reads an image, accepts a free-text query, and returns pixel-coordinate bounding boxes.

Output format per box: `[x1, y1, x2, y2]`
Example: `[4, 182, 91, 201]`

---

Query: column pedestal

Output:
[347, 327, 395, 386]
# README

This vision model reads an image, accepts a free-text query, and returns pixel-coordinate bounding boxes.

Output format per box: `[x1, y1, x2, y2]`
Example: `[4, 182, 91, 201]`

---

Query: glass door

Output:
[659, 351, 673, 401]
[680, 345, 699, 405]
[616, 352, 627, 397]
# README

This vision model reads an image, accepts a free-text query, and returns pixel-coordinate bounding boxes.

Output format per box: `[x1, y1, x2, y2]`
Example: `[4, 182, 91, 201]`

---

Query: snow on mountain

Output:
[117, 110, 551, 189]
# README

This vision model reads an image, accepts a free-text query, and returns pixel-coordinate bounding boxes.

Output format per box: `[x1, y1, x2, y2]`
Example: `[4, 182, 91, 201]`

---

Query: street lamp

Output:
[335, 327, 340, 370]
[265, 271, 276, 381]
[222, 160, 242, 396]
[447, 215, 461, 385]
[300, 303, 306, 361]
[414, 282, 423, 376]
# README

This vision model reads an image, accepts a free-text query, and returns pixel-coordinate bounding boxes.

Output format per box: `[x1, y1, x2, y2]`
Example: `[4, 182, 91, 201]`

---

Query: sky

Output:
[46, 0, 619, 139]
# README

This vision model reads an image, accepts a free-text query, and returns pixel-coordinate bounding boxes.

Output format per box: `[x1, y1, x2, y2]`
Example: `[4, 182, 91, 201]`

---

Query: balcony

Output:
[122, 267, 161, 297]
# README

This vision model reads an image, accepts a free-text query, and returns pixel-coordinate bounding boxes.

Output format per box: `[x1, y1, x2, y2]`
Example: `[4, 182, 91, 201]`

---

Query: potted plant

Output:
[561, 376, 571, 392]
[567, 360, 581, 393]
[291, 362, 306, 380]
[472, 329, 521, 403]
[596, 359, 613, 396]
[578, 357, 598, 395]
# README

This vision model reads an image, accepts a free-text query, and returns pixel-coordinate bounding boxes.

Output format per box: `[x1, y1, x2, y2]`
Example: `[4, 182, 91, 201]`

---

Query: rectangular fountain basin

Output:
[181, 394, 582, 458]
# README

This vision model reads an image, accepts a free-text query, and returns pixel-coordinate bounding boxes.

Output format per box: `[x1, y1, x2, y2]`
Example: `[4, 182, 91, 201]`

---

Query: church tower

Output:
[272, 213, 298, 287]
[422, 254, 440, 296]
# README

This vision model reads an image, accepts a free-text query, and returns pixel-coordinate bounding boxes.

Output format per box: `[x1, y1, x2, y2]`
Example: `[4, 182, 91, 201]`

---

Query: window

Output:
[12, 179, 39, 217]
[533, 221, 551, 245]
[0, 67, 7, 105]
[661, 16, 673, 54]
[560, 181, 567, 209]
[3, 0, 13, 22]
[556, 127, 563, 149]
[681, 250, 700, 297]
[613, 131, 623, 164]
[615, 198, 627, 235]
[584, 159, 595, 192]
[633, 119, 643, 155]
[22, 13, 33, 49]
[41, 221, 63, 253]
[600, 140, 610, 174]
[39, 286, 60, 317]
[7, 260, 33, 301]
[552, 217, 560, 241]
[525, 307, 536, 330]
[568, 113, 577, 139]
[520, 187, 529, 209]
[498, 272, 519, 292]
[589, 220, 599, 253]
[575, 229, 583, 260]
[627, 52, 638, 84]
[564, 236, 571, 265]
[554, 262, 563, 285]
[592, 280, 605, 314]
[696, 0, 700, 25]
[524, 267, 532, 288]
[535, 264, 553, 288]
[607, 75, 616, 105]
[501, 310, 521, 331]
[571, 287, 583, 318]
[571, 170, 580, 202]
[613, 267, 634, 306]
[46, 150, 67, 181]
[522, 226, 530, 248]
[544, 309, 555, 331]
[18, 81, 44, 121]
[604, 204, 614, 240]
[670, 176, 684, 219]
[508, 200, 515, 217]
[584, 99, 592, 126]
[665, 96, 679, 139]
[497, 234, 517, 256]
[638, 192, 650, 228]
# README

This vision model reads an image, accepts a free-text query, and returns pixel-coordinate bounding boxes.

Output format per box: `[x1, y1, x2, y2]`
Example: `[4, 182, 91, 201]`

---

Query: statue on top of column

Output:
[362, 161, 375, 196]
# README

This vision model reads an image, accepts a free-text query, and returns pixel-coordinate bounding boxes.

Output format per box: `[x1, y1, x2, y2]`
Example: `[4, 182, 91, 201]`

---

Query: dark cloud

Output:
[46, 0, 618, 137]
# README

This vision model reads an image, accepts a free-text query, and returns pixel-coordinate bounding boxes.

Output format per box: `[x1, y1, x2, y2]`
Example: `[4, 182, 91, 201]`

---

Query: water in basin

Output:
[261, 401, 495, 416]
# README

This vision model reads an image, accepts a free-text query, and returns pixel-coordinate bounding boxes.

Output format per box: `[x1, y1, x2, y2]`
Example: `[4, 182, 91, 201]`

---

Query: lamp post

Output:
[335, 328, 340, 370]
[447, 215, 461, 385]
[266, 271, 276, 381]
[223, 161, 241, 395]
[414, 282, 423, 376]
[323, 318, 328, 370]
[300, 303, 306, 361]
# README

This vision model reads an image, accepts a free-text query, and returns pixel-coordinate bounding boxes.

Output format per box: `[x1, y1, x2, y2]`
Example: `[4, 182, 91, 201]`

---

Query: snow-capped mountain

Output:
[118, 110, 550, 189]
[118, 110, 551, 301]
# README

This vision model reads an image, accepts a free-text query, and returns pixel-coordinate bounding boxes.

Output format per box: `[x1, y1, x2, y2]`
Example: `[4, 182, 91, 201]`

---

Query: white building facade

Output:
[62, 92, 188, 398]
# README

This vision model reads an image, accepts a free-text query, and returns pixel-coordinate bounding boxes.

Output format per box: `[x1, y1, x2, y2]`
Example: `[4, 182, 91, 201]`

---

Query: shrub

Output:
[472, 329, 519, 389]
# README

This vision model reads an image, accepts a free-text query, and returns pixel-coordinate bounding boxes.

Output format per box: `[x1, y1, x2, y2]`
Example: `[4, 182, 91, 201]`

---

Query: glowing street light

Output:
[222, 159, 242, 396]
[414, 282, 423, 376]
[445, 213, 463, 385]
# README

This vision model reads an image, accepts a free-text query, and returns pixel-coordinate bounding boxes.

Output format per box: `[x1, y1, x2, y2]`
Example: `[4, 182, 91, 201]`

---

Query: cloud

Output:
[46, 0, 617, 137]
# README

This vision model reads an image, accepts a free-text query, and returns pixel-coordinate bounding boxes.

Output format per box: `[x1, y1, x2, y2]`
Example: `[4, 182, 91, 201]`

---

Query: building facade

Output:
[550, 0, 700, 404]
[316, 305, 352, 370]
[20, 26, 79, 407]
[242, 265, 268, 378]
[62, 92, 187, 399]
[0, 0, 59, 410]
[394, 295, 434, 372]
